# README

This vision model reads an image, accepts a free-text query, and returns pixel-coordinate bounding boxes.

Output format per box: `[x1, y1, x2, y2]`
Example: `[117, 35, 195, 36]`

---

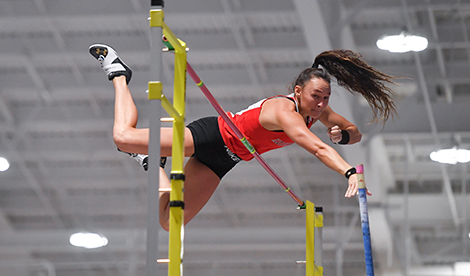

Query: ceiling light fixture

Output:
[377, 31, 428, 53]
[69, 232, 108, 249]
[0, 157, 10, 172]
[430, 147, 470, 165]
[454, 262, 470, 276]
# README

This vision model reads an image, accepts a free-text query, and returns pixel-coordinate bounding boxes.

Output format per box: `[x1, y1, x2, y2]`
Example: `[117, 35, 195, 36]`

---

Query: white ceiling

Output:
[0, 0, 470, 275]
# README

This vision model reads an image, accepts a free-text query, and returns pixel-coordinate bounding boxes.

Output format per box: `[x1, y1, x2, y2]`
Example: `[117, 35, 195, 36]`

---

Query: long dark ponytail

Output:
[313, 49, 397, 123]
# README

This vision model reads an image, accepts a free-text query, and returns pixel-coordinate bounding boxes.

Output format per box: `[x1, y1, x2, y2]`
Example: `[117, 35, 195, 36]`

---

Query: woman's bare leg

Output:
[112, 76, 150, 154]
[159, 157, 220, 231]
[94, 47, 208, 231]
[112, 76, 196, 157]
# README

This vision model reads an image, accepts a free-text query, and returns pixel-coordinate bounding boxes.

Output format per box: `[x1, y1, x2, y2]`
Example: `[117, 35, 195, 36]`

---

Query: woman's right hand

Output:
[345, 174, 372, 197]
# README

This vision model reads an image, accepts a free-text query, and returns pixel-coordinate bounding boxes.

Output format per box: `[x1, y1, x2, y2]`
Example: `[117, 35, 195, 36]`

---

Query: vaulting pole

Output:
[356, 164, 375, 276]
[185, 62, 305, 208]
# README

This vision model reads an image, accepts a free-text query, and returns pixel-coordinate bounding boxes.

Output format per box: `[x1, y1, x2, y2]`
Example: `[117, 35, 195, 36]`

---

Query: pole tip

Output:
[297, 202, 306, 210]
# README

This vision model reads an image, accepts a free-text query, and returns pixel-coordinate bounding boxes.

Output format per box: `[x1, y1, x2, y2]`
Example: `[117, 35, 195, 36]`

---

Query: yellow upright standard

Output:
[149, 8, 187, 276]
[305, 200, 324, 276]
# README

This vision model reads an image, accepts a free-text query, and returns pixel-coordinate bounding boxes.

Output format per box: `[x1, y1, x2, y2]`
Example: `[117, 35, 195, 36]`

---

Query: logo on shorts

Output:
[225, 146, 241, 162]
[271, 139, 293, 147]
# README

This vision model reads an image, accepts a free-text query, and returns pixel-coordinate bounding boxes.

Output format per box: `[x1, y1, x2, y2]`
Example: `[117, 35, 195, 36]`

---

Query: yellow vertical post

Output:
[150, 9, 187, 276]
[305, 200, 323, 276]
[305, 200, 314, 275]
[314, 207, 324, 276]
[162, 26, 187, 276]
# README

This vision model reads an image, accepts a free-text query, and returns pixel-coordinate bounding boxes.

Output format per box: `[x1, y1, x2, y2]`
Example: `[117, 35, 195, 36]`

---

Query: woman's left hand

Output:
[345, 174, 372, 197]
[328, 125, 342, 144]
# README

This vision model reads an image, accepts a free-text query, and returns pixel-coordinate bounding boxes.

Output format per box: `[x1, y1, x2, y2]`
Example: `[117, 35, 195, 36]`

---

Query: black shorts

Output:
[187, 117, 241, 179]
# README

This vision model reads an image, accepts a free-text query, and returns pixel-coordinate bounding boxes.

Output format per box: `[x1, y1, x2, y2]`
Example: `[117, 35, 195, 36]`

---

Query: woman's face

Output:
[294, 77, 331, 119]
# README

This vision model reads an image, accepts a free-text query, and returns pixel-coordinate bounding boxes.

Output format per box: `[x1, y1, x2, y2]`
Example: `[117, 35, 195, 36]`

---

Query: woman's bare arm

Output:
[319, 106, 362, 144]
[259, 98, 369, 197]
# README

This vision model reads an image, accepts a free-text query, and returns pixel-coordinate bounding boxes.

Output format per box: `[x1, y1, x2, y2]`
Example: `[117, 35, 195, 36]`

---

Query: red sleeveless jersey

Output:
[217, 94, 314, 161]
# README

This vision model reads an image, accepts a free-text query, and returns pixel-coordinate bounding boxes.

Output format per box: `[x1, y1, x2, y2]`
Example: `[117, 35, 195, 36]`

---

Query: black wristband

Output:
[344, 167, 357, 179]
[338, 130, 350, 144]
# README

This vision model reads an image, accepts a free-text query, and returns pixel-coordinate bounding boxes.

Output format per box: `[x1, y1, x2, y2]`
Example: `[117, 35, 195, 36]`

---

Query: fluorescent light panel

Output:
[430, 148, 470, 164]
[70, 232, 108, 249]
[377, 32, 428, 53]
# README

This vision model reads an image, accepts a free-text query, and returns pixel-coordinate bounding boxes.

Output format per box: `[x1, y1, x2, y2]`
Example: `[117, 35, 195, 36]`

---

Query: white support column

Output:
[147, 2, 164, 276]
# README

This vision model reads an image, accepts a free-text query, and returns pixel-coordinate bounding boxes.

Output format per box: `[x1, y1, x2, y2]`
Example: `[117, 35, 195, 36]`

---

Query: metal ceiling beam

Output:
[460, 163, 469, 258]
[293, 0, 331, 59]
[33, 0, 104, 118]
[413, 48, 460, 229]
[0, 81, 65, 228]
[350, 2, 470, 12]
[0, 142, 64, 228]
[332, 0, 370, 37]
[427, 6, 453, 104]
[457, 0, 470, 68]
[0, 12, 300, 35]
[0, 209, 14, 234]
[0, 95, 14, 126]
[21, 56, 53, 104]
[219, 0, 262, 86]
[401, 0, 460, 229]
[0, 227, 363, 252]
